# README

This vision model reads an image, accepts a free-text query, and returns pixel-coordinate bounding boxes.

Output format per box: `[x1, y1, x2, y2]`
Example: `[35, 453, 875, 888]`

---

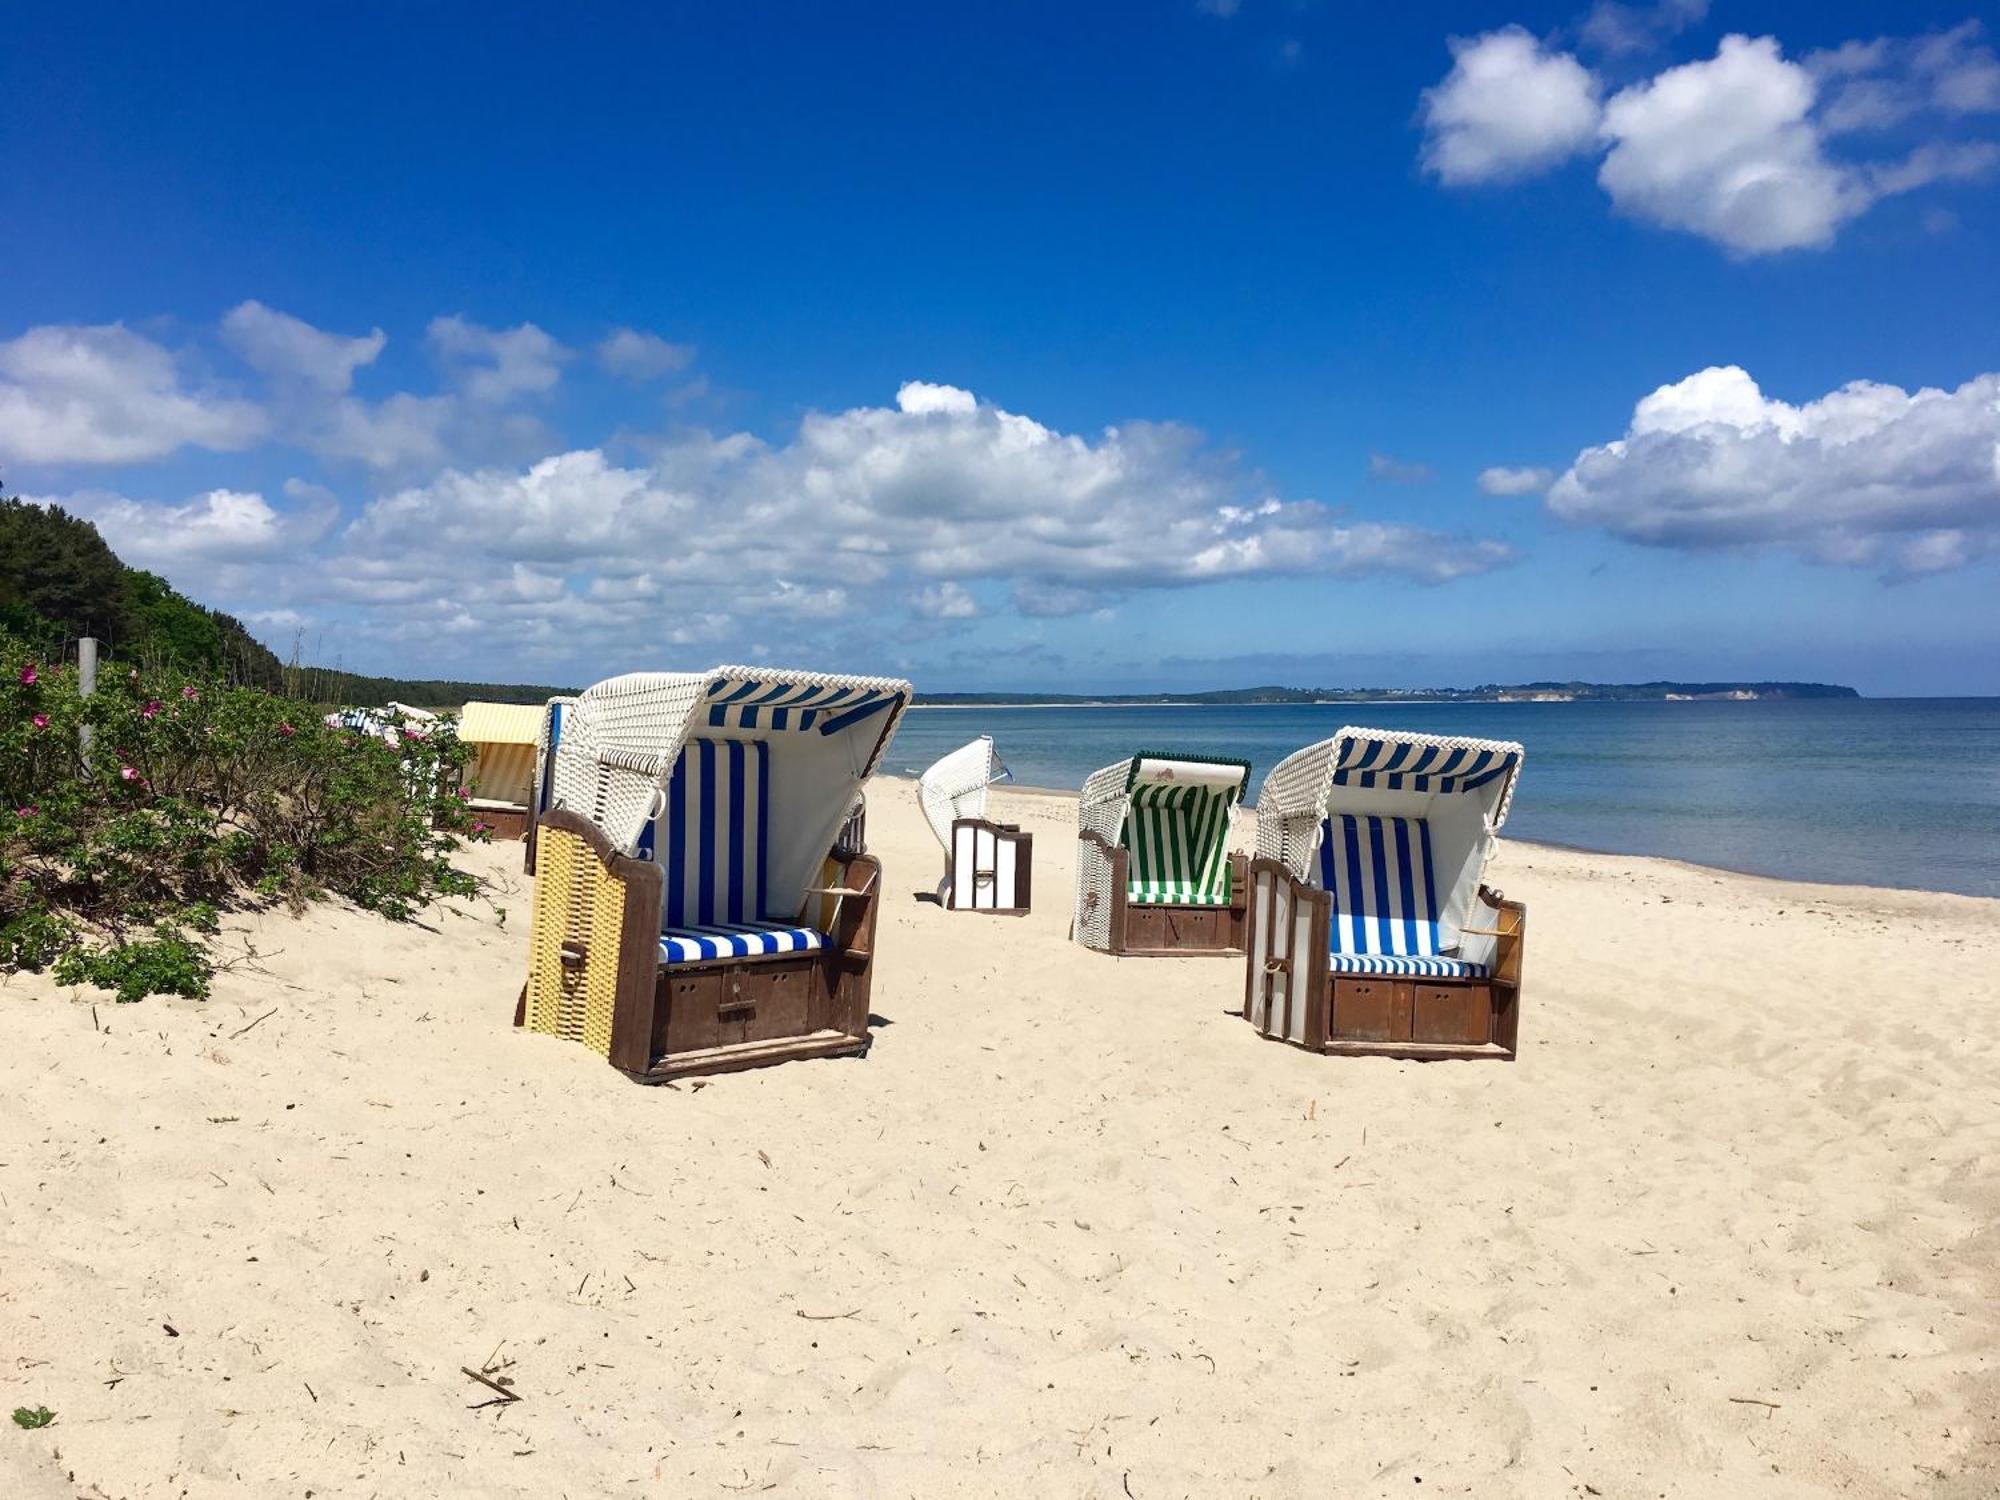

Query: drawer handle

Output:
[559, 941, 587, 970]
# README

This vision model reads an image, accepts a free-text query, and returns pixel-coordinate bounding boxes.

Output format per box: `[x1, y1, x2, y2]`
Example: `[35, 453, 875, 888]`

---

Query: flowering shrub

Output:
[1, 633, 484, 1001]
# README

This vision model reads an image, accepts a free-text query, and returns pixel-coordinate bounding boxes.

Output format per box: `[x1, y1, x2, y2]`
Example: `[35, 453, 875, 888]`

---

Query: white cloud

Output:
[221, 301, 385, 392]
[1547, 364, 2000, 577]
[1367, 451, 1434, 485]
[895, 380, 979, 416]
[324, 384, 1512, 659]
[1809, 21, 2000, 134]
[1579, 0, 1708, 59]
[38, 485, 336, 570]
[1598, 35, 1864, 254]
[1477, 465, 1555, 495]
[0, 323, 266, 465]
[911, 581, 979, 619]
[427, 316, 570, 403]
[1419, 27, 1602, 184]
[596, 328, 696, 381]
[1422, 22, 2000, 254]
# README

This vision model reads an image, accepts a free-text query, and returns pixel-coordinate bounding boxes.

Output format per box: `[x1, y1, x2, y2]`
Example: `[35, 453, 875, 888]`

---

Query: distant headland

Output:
[911, 681, 1861, 707]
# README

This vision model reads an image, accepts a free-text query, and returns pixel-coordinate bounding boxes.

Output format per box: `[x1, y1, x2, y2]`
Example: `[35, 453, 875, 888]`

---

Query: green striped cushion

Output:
[1122, 783, 1235, 906]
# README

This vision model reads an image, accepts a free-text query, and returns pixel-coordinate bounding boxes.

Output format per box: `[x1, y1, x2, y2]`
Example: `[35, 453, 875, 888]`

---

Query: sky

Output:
[2, 1, 1998, 696]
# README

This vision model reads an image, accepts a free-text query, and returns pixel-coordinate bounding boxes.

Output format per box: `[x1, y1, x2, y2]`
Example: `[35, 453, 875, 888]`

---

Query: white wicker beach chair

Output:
[1073, 752, 1251, 955]
[917, 737, 1029, 912]
[1245, 727, 1526, 1060]
[519, 666, 912, 1081]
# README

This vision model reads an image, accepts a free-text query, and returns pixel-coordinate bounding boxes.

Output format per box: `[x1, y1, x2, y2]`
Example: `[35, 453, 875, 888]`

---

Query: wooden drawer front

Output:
[1125, 906, 1167, 950]
[1165, 907, 1220, 948]
[1410, 983, 1492, 1046]
[660, 958, 819, 1058]
[1331, 978, 1412, 1042]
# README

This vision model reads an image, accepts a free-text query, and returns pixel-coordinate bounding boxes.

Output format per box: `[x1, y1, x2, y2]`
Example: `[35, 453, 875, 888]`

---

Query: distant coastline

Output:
[911, 681, 1861, 708]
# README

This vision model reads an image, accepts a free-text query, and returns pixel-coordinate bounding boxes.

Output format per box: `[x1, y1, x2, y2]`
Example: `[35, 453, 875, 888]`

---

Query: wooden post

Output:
[77, 636, 98, 766]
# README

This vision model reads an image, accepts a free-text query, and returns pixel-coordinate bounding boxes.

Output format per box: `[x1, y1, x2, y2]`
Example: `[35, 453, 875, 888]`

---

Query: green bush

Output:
[1, 634, 485, 1001]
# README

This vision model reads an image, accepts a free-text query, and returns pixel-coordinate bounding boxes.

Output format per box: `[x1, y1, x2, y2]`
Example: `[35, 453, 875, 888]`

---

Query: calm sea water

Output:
[882, 699, 2000, 898]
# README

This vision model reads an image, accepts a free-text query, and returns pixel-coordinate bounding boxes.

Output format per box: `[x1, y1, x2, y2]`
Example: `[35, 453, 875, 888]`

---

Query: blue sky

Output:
[3, 1, 1997, 695]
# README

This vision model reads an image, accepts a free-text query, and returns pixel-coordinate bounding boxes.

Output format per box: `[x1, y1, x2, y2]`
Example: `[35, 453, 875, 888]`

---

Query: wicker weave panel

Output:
[523, 825, 625, 1059]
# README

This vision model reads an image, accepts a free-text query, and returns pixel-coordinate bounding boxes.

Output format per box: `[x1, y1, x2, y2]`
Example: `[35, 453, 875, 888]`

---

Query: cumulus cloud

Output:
[0, 323, 266, 465]
[1546, 364, 2000, 577]
[1420, 21, 2000, 254]
[1477, 465, 1555, 495]
[427, 316, 570, 403]
[596, 328, 696, 381]
[221, 301, 385, 392]
[1600, 35, 1874, 254]
[911, 581, 980, 619]
[37, 484, 337, 571]
[349, 387, 1511, 596]
[1419, 27, 1603, 184]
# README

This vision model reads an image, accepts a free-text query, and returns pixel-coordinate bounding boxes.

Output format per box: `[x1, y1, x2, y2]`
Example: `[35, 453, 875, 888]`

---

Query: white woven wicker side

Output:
[1255, 740, 1341, 881]
[917, 737, 997, 851]
[1073, 758, 1133, 951]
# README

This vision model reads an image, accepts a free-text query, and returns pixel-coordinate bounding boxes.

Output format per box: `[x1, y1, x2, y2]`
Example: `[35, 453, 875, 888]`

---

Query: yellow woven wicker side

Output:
[580, 862, 626, 1057]
[523, 825, 626, 1059]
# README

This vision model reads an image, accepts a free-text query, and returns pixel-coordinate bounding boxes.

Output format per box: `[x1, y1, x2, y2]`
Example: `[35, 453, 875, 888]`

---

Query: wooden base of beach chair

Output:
[1077, 833, 1247, 955]
[1243, 857, 1524, 1061]
[520, 810, 878, 1082]
[945, 818, 1032, 914]
[473, 804, 530, 842]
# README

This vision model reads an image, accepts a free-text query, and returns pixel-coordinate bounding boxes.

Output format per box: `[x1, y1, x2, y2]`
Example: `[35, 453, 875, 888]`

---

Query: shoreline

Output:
[875, 774, 2000, 907]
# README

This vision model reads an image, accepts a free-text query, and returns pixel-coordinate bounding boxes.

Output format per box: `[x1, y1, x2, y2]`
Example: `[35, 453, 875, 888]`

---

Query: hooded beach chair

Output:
[519, 666, 911, 1081]
[1244, 728, 1526, 1060]
[1073, 752, 1251, 955]
[918, 736, 1030, 913]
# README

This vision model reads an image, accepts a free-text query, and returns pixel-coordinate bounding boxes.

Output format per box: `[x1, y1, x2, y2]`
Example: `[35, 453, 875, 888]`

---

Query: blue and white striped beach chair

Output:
[521, 666, 911, 1082]
[1246, 729, 1528, 1059]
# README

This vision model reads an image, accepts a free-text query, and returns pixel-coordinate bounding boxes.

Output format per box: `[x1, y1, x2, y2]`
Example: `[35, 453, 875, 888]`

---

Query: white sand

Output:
[3, 779, 1998, 1498]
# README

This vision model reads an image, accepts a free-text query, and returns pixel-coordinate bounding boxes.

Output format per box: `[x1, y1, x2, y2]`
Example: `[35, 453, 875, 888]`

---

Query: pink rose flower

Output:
[181, 685, 200, 701]
[279, 723, 296, 737]
[19, 664, 37, 686]
[120, 765, 139, 782]
[142, 700, 162, 719]
[31, 713, 49, 729]
[15, 805, 36, 818]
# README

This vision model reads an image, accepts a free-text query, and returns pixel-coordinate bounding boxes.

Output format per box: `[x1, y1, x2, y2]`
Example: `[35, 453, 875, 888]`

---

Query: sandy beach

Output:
[4, 777, 1998, 1499]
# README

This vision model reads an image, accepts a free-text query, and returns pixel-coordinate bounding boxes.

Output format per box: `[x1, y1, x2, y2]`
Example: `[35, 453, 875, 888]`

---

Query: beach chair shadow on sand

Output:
[1245, 728, 1527, 1061]
[517, 666, 911, 1082]
[1072, 752, 1252, 956]
[918, 735, 1031, 914]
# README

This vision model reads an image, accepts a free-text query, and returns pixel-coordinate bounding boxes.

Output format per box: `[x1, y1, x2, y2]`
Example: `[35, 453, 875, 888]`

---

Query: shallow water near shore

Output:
[885, 697, 2000, 897]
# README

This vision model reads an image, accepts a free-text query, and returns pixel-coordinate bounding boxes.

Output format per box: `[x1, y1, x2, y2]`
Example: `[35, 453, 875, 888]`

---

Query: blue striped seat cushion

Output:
[1320, 814, 1477, 969]
[1328, 953, 1489, 979]
[660, 921, 826, 965]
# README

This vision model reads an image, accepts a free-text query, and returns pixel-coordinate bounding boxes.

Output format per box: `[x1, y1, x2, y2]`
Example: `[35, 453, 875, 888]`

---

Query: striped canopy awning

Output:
[1329, 734, 1519, 796]
[702, 675, 906, 734]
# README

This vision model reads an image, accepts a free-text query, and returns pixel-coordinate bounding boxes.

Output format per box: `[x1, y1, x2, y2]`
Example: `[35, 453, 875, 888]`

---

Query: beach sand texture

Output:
[3, 778, 1998, 1498]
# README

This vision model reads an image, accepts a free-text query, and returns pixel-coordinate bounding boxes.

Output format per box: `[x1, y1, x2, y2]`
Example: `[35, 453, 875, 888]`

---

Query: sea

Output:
[882, 698, 2000, 899]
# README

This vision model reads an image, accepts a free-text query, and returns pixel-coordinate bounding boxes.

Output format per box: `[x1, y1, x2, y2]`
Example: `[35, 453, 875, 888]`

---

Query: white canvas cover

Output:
[549, 666, 912, 926]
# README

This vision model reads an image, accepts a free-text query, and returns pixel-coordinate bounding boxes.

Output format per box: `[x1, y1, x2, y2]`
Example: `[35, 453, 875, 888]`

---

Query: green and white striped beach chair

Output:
[1073, 752, 1252, 956]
